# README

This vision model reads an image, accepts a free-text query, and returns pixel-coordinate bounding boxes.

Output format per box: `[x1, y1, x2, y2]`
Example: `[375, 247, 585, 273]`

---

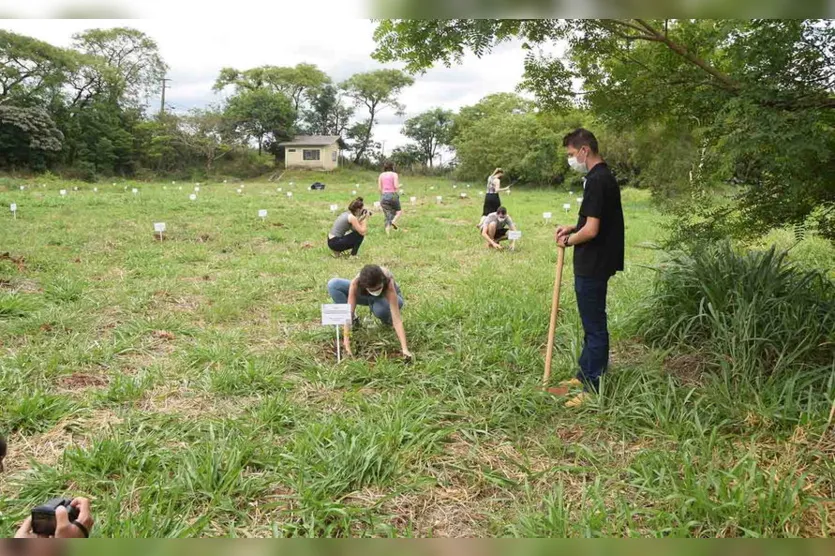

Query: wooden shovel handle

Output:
[543, 246, 566, 386]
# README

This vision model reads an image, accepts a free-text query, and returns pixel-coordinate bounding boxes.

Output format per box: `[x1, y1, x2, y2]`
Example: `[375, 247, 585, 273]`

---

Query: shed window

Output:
[332, 150, 337, 162]
[303, 149, 320, 161]
[288, 148, 296, 152]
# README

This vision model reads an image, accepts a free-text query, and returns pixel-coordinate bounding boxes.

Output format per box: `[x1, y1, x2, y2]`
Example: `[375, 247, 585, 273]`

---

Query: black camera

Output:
[31, 498, 79, 536]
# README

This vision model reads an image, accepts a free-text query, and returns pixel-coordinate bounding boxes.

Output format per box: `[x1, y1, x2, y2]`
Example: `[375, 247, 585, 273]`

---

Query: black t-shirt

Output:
[573, 162, 625, 278]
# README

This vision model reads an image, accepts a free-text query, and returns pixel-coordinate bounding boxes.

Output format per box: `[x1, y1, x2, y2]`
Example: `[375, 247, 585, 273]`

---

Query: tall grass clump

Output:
[636, 242, 835, 424]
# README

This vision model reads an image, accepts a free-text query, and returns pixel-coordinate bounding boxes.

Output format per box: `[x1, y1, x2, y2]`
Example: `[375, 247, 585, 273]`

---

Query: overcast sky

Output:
[1, 17, 537, 155]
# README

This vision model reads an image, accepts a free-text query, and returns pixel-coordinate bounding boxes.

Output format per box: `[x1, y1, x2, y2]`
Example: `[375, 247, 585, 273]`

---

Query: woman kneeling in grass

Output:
[327, 197, 369, 257]
[479, 206, 517, 250]
[327, 265, 412, 360]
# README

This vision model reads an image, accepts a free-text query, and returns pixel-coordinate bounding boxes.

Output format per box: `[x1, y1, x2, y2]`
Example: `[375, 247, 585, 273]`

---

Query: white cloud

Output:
[0, 17, 534, 150]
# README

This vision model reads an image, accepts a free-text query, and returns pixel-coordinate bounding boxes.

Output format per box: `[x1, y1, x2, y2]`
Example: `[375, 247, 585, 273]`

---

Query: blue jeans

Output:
[575, 274, 610, 392]
[327, 278, 404, 325]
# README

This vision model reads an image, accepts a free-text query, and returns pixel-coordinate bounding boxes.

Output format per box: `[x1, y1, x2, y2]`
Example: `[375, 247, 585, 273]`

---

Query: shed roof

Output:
[278, 135, 340, 147]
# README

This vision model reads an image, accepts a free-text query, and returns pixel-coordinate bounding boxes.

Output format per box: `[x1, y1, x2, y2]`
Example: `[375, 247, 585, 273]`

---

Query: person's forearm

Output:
[393, 318, 408, 351]
[569, 226, 596, 246]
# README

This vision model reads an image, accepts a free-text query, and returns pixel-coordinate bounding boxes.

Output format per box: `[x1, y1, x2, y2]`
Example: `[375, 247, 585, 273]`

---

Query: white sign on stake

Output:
[577, 197, 583, 204]
[373, 201, 381, 209]
[237, 189, 243, 194]
[569, 190, 574, 195]
[543, 212, 553, 220]
[93, 187, 98, 192]
[278, 188, 282, 192]
[453, 185, 457, 189]
[194, 186, 200, 192]
[154, 222, 166, 241]
[287, 192, 293, 198]
[132, 188, 138, 195]
[410, 196, 416, 204]
[10, 203, 17, 219]
[563, 203, 571, 212]
[19, 186, 24, 191]
[351, 190, 357, 195]
[322, 303, 352, 363]
[73, 187, 78, 191]
[330, 204, 339, 212]
[189, 193, 197, 201]
[436, 196, 443, 203]
[508, 230, 522, 241]
[59, 189, 67, 197]
[258, 209, 268, 219]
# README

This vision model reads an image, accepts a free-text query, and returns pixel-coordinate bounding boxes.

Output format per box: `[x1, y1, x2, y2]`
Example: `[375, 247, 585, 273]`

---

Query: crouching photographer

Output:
[328, 197, 371, 257]
[15, 497, 94, 539]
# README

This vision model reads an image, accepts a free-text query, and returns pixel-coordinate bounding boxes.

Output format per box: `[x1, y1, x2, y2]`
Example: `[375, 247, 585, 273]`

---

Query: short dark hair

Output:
[357, 265, 388, 293]
[383, 161, 395, 172]
[496, 206, 507, 216]
[348, 197, 364, 215]
[563, 128, 599, 154]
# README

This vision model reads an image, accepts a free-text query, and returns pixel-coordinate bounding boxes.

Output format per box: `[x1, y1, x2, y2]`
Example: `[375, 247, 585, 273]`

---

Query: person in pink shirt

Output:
[378, 161, 402, 236]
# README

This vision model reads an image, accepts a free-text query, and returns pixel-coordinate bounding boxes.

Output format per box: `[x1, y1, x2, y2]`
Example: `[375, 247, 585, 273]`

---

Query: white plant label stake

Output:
[258, 209, 268, 220]
[410, 197, 416, 204]
[287, 192, 293, 198]
[154, 222, 166, 241]
[508, 230, 522, 241]
[321, 303, 352, 363]
[543, 212, 552, 222]
[132, 188, 138, 195]
[577, 197, 583, 204]
[60, 189, 67, 197]
[330, 204, 339, 212]
[194, 186, 200, 192]
[373, 201, 381, 209]
[93, 187, 98, 192]
[351, 190, 356, 195]
[10, 203, 17, 219]
[189, 193, 197, 201]
[19, 186, 24, 191]
[436, 196, 443, 204]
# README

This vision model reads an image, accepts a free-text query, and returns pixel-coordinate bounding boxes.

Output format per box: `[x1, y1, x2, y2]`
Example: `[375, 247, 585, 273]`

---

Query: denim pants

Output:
[574, 274, 610, 392]
[327, 278, 404, 325]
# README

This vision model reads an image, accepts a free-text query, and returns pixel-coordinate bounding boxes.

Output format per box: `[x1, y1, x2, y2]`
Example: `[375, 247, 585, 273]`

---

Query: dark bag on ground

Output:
[310, 182, 326, 190]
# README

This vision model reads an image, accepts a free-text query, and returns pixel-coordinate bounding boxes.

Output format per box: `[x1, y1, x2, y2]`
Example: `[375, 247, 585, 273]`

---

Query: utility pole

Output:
[160, 77, 172, 116]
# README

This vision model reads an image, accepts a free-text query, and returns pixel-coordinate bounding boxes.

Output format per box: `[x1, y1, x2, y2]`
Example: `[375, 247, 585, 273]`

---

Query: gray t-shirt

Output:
[480, 212, 514, 231]
[330, 211, 354, 237]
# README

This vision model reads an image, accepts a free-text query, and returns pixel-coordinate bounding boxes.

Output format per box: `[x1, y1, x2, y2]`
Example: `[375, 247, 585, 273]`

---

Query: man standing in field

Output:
[555, 128, 625, 408]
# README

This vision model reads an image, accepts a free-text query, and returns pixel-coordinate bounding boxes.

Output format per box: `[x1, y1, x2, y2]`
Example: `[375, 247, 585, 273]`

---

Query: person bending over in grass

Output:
[555, 128, 625, 409]
[378, 161, 402, 235]
[478, 168, 510, 227]
[479, 206, 517, 250]
[328, 197, 370, 257]
[327, 265, 412, 360]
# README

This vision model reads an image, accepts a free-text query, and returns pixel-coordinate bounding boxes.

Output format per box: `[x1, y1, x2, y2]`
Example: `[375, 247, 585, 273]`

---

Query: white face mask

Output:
[567, 154, 588, 174]
[498, 217, 507, 224]
[367, 286, 384, 297]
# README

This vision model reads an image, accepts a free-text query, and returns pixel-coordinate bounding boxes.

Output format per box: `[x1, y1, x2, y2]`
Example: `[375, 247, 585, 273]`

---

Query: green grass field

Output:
[1, 170, 832, 537]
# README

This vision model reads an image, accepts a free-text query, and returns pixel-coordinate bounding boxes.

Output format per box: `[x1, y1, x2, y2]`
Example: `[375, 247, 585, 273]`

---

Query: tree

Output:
[303, 84, 353, 138]
[0, 105, 64, 168]
[388, 143, 424, 170]
[176, 108, 234, 172]
[0, 30, 76, 105]
[224, 88, 295, 156]
[72, 27, 167, 105]
[373, 19, 835, 243]
[340, 69, 414, 163]
[402, 108, 454, 167]
[214, 63, 330, 121]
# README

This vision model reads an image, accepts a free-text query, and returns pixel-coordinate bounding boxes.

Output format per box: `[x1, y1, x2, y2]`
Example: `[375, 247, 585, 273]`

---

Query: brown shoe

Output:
[565, 392, 592, 408]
